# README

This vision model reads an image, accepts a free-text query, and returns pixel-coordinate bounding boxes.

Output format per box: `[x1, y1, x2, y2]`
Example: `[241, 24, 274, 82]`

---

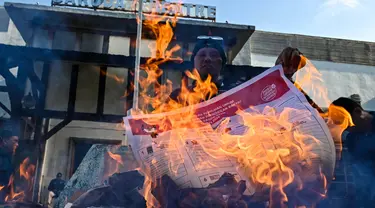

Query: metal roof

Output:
[4, 2, 255, 63]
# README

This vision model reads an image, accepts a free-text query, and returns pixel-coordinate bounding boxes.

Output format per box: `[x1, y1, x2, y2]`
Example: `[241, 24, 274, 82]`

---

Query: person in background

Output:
[350, 94, 362, 106]
[329, 97, 375, 206]
[275, 47, 324, 113]
[341, 94, 362, 141]
[169, 36, 228, 101]
[48, 173, 66, 206]
[0, 129, 19, 203]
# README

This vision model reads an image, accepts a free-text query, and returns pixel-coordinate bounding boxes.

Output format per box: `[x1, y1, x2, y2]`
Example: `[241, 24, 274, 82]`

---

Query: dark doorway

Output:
[68, 137, 121, 177]
[72, 142, 93, 174]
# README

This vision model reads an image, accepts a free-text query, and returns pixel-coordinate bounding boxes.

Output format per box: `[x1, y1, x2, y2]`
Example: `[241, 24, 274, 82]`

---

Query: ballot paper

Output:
[123, 65, 336, 195]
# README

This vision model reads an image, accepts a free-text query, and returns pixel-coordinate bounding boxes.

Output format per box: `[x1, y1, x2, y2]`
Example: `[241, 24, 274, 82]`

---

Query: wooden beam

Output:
[0, 101, 11, 115]
[102, 34, 110, 54]
[24, 59, 44, 93]
[39, 62, 50, 113]
[0, 58, 23, 118]
[0, 44, 269, 73]
[96, 66, 107, 117]
[0, 44, 193, 70]
[21, 109, 124, 123]
[43, 118, 72, 141]
[68, 65, 79, 116]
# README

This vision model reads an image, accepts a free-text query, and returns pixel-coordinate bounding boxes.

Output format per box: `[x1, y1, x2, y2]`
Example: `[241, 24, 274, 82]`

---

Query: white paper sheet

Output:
[123, 65, 336, 195]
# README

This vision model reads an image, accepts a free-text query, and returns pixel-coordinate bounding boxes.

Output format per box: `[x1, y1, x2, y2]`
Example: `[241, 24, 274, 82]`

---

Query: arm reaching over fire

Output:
[275, 47, 324, 114]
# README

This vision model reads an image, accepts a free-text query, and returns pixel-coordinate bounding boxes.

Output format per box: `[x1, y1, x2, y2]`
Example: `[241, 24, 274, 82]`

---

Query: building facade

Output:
[1, 1, 375, 205]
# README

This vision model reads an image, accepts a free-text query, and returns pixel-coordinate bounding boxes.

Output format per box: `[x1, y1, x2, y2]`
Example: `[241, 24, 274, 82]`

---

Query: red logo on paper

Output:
[261, 84, 277, 102]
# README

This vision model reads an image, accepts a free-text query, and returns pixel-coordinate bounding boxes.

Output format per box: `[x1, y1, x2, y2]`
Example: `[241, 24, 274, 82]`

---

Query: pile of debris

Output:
[69, 170, 145, 208]
[3, 202, 45, 208]
[56, 144, 268, 208]
[55, 144, 138, 208]
[67, 171, 267, 208]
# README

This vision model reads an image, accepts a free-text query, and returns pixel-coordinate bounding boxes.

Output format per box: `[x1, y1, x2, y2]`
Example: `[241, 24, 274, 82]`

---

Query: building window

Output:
[104, 67, 128, 115]
[32, 29, 51, 49]
[81, 33, 104, 53]
[45, 61, 72, 111]
[52, 31, 78, 51]
[75, 64, 100, 113]
[108, 36, 130, 56]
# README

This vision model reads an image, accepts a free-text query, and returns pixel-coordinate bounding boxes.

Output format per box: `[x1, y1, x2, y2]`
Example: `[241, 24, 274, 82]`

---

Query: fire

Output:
[294, 57, 331, 112]
[4, 176, 24, 202]
[202, 108, 327, 207]
[104, 147, 129, 182]
[326, 104, 354, 160]
[100, 68, 124, 84]
[108, 151, 124, 166]
[19, 158, 35, 191]
[294, 59, 354, 158]
[124, 1, 347, 207]
[1, 158, 35, 203]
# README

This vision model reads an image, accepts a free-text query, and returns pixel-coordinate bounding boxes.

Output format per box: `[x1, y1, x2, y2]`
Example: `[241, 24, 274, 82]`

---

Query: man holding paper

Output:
[169, 36, 230, 101]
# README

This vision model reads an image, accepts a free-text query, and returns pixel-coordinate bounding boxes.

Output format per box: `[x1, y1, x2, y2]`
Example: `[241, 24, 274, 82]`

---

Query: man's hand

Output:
[275, 47, 306, 80]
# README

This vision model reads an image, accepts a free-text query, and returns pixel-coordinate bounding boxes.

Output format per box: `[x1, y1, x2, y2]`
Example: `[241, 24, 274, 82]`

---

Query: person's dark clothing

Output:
[0, 148, 13, 203]
[48, 178, 66, 197]
[325, 113, 375, 207]
[169, 79, 232, 102]
[0, 149, 13, 187]
[345, 112, 375, 161]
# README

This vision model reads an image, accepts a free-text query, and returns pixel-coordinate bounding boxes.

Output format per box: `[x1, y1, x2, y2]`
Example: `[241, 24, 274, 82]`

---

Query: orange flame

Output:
[2, 158, 35, 202]
[294, 56, 331, 111]
[326, 104, 354, 161]
[103, 148, 125, 182]
[101, 68, 125, 84]
[124, 1, 344, 207]
[108, 151, 124, 166]
[294, 59, 354, 159]
[4, 175, 24, 202]
[202, 108, 327, 207]
[19, 157, 36, 192]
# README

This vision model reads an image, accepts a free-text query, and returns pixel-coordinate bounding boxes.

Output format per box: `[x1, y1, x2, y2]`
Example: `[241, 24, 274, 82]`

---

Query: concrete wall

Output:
[232, 31, 375, 110]
[0, 8, 25, 46]
[249, 30, 375, 66]
[244, 53, 375, 110]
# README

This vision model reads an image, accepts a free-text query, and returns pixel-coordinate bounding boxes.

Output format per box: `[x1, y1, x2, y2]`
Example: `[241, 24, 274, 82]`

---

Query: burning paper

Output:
[123, 65, 336, 207]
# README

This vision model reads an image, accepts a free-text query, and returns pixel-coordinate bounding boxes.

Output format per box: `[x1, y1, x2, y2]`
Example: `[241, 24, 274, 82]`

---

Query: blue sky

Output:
[3, 0, 375, 42]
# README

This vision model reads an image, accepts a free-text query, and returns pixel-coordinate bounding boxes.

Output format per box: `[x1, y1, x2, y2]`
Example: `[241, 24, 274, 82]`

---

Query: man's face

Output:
[194, 47, 222, 81]
[4, 136, 19, 153]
